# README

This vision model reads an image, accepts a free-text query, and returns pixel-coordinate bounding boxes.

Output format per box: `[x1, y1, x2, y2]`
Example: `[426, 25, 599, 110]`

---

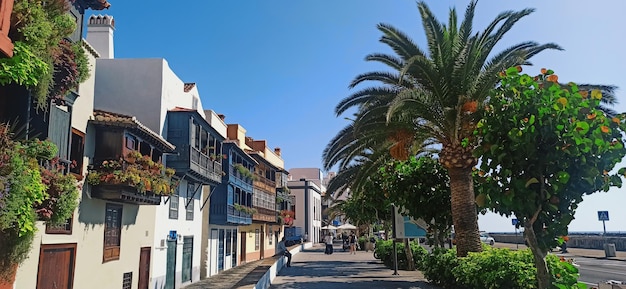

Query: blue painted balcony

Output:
[166, 108, 225, 185]
[228, 165, 253, 192]
[226, 204, 253, 224]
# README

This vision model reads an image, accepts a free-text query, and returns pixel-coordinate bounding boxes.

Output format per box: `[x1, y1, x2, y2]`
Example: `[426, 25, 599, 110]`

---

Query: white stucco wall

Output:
[288, 168, 324, 189]
[151, 180, 203, 289]
[14, 40, 161, 289]
[204, 110, 228, 139]
[288, 180, 322, 244]
[93, 55, 208, 289]
[94, 58, 164, 133]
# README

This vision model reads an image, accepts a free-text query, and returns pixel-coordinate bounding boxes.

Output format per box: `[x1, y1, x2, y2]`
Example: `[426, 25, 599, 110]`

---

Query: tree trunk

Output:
[447, 166, 482, 256]
[524, 222, 550, 289]
[404, 239, 415, 271]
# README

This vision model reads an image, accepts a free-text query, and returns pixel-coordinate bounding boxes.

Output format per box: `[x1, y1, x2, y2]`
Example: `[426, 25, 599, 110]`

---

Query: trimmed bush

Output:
[375, 242, 584, 289]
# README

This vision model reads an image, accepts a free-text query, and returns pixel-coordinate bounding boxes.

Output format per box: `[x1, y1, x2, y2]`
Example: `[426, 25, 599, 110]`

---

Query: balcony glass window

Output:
[69, 129, 84, 175]
[186, 183, 195, 221]
[169, 186, 179, 219]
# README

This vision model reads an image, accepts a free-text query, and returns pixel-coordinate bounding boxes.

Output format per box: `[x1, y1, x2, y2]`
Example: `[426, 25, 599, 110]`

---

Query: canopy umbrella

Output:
[337, 223, 357, 230]
[321, 225, 337, 230]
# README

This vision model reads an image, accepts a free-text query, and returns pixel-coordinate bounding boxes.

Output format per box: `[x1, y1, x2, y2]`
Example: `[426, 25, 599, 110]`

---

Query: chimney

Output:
[274, 147, 281, 156]
[86, 14, 115, 59]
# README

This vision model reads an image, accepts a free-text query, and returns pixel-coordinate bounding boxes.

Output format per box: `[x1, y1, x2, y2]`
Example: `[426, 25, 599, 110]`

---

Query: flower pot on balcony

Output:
[0, 264, 17, 289]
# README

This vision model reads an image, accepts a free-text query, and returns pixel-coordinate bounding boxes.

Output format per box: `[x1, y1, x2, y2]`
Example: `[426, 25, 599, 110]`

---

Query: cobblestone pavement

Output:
[269, 244, 440, 289]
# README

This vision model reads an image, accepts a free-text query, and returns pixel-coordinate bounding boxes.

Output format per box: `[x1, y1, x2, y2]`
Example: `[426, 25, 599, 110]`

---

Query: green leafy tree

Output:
[475, 67, 626, 289]
[378, 156, 453, 247]
[332, 1, 560, 256]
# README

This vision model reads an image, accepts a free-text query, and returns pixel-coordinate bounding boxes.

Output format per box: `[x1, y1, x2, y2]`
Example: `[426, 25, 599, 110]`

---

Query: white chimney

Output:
[86, 14, 115, 59]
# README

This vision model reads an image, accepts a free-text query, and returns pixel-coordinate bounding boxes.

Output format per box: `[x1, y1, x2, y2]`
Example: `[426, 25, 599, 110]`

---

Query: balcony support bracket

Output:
[200, 185, 216, 211]
[186, 182, 202, 209]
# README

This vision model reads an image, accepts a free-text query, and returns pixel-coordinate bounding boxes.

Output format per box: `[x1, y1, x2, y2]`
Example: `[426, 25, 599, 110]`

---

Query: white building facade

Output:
[87, 16, 207, 288]
[286, 179, 322, 244]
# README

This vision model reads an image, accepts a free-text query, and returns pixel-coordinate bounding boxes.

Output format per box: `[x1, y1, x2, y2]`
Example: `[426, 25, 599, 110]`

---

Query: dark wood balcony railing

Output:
[253, 176, 276, 193]
[252, 206, 277, 222]
[190, 146, 223, 183]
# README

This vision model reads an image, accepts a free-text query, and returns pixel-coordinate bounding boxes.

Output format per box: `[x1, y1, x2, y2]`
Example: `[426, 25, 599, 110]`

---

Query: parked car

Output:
[480, 232, 495, 245]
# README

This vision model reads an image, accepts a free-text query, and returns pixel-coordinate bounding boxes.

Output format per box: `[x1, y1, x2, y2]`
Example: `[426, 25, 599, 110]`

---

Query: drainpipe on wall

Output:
[301, 179, 310, 240]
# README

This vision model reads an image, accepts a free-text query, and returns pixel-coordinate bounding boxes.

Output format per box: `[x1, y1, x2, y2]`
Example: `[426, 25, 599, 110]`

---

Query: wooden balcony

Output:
[226, 204, 252, 225]
[91, 184, 161, 205]
[252, 206, 277, 223]
[189, 146, 223, 183]
[253, 177, 276, 193]
[229, 166, 253, 191]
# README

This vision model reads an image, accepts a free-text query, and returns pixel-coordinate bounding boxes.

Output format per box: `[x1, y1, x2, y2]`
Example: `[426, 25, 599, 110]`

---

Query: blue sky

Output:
[95, 1, 626, 232]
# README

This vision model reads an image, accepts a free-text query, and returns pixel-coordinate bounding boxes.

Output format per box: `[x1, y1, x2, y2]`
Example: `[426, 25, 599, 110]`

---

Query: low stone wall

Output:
[490, 233, 626, 251]
[253, 241, 309, 289]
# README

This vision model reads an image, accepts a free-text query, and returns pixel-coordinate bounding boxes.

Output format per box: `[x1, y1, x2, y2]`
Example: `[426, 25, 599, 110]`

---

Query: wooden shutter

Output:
[48, 106, 70, 161]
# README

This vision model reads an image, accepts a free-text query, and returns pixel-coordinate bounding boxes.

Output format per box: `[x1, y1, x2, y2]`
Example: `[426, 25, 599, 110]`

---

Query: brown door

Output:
[260, 227, 265, 259]
[37, 244, 77, 289]
[138, 247, 151, 289]
[240, 232, 246, 263]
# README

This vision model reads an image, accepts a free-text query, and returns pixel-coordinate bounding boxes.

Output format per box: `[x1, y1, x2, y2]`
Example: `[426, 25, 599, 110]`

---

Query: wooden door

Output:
[260, 227, 265, 259]
[165, 240, 176, 289]
[239, 232, 246, 264]
[37, 244, 77, 289]
[138, 247, 150, 289]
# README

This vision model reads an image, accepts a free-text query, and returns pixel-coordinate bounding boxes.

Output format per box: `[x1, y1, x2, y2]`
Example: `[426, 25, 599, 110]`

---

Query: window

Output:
[225, 230, 232, 256]
[182, 237, 193, 282]
[186, 183, 195, 221]
[45, 213, 73, 235]
[232, 230, 237, 265]
[69, 129, 84, 175]
[122, 272, 132, 289]
[255, 229, 260, 250]
[169, 191, 179, 219]
[104, 204, 122, 262]
[125, 135, 137, 150]
[192, 97, 198, 110]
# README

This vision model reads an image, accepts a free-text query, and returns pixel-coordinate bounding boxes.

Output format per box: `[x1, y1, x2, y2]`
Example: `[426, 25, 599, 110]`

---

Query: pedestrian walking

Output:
[324, 233, 334, 254]
[278, 237, 292, 267]
[349, 232, 357, 254]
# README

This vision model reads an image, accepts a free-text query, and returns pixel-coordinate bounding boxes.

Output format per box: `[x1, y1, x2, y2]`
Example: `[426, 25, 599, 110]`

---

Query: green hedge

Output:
[373, 240, 583, 289]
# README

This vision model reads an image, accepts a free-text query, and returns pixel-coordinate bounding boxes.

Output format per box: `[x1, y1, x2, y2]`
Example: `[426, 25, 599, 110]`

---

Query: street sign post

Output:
[598, 210, 609, 235]
[512, 218, 519, 249]
[598, 210, 611, 257]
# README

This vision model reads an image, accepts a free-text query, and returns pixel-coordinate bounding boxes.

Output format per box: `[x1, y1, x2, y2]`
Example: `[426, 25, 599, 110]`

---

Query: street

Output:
[574, 256, 626, 287]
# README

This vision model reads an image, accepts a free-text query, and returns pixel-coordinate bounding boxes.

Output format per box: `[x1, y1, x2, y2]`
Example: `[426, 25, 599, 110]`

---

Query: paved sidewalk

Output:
[494, 243, 626, 261]
[269, 244, 440, 289]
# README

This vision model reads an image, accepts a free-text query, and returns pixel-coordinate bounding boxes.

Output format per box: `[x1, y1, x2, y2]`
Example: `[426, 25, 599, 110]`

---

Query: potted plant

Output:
[86, 155, 175, 195]
[125, 151, 142, 164]
[0, 124, 79, 286]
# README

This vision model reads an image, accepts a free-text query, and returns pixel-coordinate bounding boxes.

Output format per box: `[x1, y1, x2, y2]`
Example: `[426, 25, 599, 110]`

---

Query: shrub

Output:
[452, 247, 536, 289]
[421, 248, 461, 288]
[546, 254, 582, 288]
[373, 239, 428, 270]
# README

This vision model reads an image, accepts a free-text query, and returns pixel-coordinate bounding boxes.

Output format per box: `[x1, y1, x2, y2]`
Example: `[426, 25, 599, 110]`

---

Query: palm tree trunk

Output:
[447, 166, 482, 257]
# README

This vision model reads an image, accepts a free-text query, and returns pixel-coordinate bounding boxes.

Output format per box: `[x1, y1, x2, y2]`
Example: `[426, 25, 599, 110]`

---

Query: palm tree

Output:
[334, 1, 561, 256]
